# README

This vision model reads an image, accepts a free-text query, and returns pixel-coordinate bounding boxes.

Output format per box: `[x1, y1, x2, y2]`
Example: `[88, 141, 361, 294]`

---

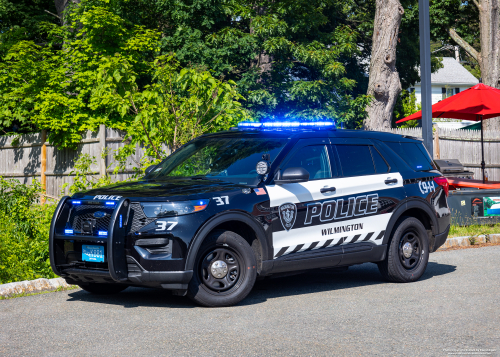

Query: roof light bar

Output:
[238, 122, 263, 128]
[237, 121, 335, 130]
[71, 200, 81, 205]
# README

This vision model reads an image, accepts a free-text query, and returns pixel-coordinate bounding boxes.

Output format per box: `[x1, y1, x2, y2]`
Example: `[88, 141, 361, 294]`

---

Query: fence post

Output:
[99, 124, 106, 177]
[40, 130, 47, 204]
[433, 125, 440, 159]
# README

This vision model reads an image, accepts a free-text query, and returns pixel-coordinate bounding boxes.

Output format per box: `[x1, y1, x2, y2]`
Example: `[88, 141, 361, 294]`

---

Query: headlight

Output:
[141, 199, 210, 218]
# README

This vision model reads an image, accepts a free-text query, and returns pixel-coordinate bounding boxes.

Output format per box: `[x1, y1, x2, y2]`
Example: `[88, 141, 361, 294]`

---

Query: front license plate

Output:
[82, 245, 105, 262]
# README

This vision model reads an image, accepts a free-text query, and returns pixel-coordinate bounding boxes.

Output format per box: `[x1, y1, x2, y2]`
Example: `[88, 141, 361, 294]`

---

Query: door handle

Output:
[320, 187, 336, 193]
[385, 178, 398, 184]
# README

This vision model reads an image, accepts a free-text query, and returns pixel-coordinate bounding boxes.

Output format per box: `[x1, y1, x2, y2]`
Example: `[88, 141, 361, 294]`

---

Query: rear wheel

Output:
[378, 216, 429, 283]
[78, 283, 128, 295]
[188, 230, 257, 307]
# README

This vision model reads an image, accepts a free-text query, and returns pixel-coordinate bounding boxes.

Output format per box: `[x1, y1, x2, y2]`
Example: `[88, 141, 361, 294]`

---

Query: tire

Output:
[78, 283, 128, 295]
[378, 216, 429, 283]
[187, 230, 257, 307]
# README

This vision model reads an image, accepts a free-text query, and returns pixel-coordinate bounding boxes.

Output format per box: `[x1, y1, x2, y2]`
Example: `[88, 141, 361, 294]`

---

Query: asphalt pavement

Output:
[1, 246, 499, 357]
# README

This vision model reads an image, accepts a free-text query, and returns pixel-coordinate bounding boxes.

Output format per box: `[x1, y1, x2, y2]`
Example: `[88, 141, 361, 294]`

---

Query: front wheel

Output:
[188, 230, 257, 307]
[378, 216, 429, 283]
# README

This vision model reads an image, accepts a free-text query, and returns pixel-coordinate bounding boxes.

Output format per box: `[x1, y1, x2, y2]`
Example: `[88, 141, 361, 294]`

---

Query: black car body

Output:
[49, 125, 451, 306]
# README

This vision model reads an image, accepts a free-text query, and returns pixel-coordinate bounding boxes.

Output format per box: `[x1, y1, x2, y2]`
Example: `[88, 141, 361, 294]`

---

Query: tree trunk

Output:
[250, 6, 273, 82]
[54, 0, 80, 25]
[364, 0, 404, 131]
[449, 0, 500, 130]
[479, 0, 500, 130]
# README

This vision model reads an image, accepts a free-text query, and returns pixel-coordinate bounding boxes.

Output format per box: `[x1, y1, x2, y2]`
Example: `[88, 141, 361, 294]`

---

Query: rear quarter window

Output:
[385, 142, 435, 171]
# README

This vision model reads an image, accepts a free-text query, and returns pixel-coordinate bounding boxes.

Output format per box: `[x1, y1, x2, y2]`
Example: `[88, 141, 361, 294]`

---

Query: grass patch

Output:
[449, 223, 500, 238]
[0, 285, 78, 300]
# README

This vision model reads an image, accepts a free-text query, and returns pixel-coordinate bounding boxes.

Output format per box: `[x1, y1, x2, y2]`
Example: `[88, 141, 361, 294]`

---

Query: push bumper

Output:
[49, 196, 193, 290]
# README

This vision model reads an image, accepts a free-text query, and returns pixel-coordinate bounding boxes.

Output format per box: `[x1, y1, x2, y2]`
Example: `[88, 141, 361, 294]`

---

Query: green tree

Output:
[92, 53, 247, 162]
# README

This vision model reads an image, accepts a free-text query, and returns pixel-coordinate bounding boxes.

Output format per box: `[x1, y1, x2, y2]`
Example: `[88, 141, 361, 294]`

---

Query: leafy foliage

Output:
[395, 90, 421, 128]
[0, 177, 56, 284]
[93, 53, 247, 159]
[429, 0, 480, 75]
[61, 153, 114, 195]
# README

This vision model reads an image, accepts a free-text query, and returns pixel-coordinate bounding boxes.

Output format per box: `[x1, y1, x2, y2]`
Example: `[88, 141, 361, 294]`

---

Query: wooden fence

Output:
[1, 126, 499, 198]
[388, 127, 500, 181]
[0, 125, 170, 198]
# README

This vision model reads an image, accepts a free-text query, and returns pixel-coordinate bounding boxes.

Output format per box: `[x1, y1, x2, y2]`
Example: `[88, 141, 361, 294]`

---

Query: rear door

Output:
[329, 139, 405, 254]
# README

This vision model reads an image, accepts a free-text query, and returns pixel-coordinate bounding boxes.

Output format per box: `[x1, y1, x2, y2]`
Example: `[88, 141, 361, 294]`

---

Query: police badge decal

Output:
[279, 203, 297, 231]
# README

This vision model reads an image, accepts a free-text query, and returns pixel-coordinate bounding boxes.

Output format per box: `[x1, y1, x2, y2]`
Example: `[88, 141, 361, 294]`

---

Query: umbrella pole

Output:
[481, 114, 485, 183]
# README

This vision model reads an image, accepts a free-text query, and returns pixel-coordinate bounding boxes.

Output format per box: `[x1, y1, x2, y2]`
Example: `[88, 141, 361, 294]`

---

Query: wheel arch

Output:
[185, 211, 269, 274]
[382, 198, 438, 245]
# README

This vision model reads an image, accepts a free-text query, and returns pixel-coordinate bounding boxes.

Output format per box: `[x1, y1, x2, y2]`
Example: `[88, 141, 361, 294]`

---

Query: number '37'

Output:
[156, 221, 178, 231]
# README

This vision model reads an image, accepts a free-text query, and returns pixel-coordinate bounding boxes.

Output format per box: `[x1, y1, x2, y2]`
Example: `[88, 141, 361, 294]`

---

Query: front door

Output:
[266, 139, 342, 259]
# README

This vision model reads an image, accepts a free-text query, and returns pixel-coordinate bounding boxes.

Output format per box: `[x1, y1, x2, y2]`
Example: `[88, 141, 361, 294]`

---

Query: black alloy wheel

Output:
[378, 216, 429, 283]
[398, 230, 422, 270]
[188, 230, 257, 307]
[200, 247, 242, 292]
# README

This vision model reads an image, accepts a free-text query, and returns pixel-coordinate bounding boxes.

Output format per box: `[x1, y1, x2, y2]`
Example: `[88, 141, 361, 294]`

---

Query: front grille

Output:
[68, 202, 154, 234]
[129, 203, 156, 233]
[69, 205, 115, 232]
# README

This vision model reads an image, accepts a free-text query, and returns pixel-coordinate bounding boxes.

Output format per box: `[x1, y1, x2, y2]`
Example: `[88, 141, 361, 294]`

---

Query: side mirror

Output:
[274, 167, 310, 184]
[145, 165, 157, 175]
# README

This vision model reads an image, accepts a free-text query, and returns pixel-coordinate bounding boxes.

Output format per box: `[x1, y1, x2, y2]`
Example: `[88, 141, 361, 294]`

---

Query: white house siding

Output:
[411, 57, 479, 105]
[414, 86, 472, 105]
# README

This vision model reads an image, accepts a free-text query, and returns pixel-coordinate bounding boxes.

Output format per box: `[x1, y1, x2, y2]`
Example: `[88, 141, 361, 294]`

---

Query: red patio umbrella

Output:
[396, 83, 500, 183]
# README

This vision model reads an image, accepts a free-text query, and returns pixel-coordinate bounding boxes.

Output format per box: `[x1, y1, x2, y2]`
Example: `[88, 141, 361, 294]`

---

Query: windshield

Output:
[146, 137, 289, 185]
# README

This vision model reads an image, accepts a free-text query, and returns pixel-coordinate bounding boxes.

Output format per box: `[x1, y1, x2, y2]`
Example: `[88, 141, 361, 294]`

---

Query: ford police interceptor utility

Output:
[49, 121, 451, 307]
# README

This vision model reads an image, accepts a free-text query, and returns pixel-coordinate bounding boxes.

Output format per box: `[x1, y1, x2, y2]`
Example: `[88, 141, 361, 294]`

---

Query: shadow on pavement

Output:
[65, 261, 456, 308]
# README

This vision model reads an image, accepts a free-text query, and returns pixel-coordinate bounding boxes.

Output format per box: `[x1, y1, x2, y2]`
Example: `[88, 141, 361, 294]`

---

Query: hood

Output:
[73, 178, 246, 201]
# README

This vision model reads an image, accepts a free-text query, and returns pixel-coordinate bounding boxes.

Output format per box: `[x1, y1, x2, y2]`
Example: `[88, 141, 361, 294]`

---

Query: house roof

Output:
[417, 57, 479, 86]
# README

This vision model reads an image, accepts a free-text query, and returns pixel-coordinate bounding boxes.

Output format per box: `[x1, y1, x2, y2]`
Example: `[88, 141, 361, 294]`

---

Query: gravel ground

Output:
[1, 246, 499, 357]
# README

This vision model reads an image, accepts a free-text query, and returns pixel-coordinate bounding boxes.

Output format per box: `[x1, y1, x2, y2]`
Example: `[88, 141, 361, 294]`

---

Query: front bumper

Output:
[49, 196, 193, 290]
[62, 257, 193, 290]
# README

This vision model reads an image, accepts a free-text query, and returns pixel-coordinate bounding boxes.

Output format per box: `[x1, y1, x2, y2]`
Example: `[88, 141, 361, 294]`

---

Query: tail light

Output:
[434, 176, 449, 197]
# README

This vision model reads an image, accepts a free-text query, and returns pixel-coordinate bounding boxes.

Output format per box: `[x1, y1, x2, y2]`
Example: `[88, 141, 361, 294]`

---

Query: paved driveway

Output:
[1, 246, 499, 357]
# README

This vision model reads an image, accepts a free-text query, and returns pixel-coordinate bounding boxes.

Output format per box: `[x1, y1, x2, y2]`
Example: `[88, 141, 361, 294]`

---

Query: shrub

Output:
[0, 177, 56, 284]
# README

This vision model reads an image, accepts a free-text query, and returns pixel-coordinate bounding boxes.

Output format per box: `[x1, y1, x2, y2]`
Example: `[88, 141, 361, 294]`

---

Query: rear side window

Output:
[385, 142, 435, 171]
[336, 145, 376, 177]
[370, 147, 389, 173]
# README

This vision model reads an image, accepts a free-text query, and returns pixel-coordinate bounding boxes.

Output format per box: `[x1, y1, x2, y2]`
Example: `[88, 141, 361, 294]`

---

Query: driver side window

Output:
[281, 145, 332, 180]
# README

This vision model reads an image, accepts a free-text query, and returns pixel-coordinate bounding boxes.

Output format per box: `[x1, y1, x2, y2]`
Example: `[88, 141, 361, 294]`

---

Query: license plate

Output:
[82, 245, 105, 262]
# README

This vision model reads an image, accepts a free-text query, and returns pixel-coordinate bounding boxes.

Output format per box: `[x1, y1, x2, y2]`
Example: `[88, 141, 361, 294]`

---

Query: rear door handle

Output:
[385, 178, 398, 184]
[320, 187, 336, 193]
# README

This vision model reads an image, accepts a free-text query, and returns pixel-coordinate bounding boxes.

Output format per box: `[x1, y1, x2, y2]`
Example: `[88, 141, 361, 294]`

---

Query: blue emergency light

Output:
[71, 200, 81, 205]
[238, 121, 335, 130]
[105, 201, 116, 206]
[64, 229, 74, 235]
[98, 231, 108, 237]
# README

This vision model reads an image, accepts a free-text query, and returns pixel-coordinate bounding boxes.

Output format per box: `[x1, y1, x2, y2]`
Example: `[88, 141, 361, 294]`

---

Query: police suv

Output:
[49, 121, 451, 307]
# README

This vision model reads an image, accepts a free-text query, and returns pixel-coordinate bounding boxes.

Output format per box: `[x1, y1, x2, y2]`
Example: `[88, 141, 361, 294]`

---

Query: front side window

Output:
[146, 137, 288, 185]
[281, 145, 332, 180]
